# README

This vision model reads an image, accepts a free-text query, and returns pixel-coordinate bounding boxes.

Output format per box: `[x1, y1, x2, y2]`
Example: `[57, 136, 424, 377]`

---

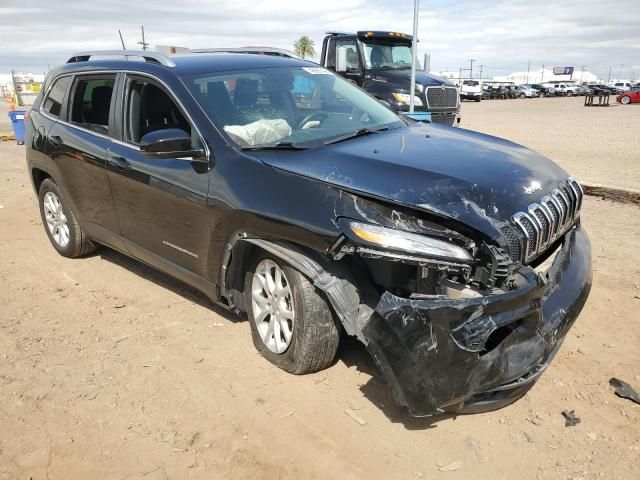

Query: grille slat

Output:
[511, 178, 582, 263]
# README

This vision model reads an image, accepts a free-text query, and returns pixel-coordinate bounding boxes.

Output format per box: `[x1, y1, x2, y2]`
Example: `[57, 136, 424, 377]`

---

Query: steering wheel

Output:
[298, 112, 328, 130]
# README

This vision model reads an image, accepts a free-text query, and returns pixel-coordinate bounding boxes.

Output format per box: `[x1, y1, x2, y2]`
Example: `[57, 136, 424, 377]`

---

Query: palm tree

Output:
[293, 36, 316, 59]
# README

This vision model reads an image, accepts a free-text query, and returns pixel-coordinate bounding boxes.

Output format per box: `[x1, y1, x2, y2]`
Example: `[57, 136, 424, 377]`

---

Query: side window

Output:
[335, 40, 361, 73]
[69, 76, 116, 134]
[42, 76, 71, 118]
[125, 78, 191, 145]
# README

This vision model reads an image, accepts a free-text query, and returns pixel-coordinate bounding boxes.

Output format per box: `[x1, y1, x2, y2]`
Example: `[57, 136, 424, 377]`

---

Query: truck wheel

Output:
[244, 254, 340, 374]
[474, 97, 481, 102]
[567, 91, 573, 97]
[519, 93, 526, 99]
[38, 178, 96, 258]
[539, 92, 545, 98]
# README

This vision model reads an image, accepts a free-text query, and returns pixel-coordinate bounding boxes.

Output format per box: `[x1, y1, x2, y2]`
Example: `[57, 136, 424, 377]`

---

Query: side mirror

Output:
[140, 128, 206, 161]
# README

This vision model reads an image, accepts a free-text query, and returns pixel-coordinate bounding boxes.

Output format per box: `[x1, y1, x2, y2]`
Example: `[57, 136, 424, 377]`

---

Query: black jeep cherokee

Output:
[25, 50, 591, 416]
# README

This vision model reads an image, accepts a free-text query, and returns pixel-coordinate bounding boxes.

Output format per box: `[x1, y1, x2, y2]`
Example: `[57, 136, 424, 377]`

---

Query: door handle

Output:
[49, 135, 64, 147]
[107, 155, 131, 171]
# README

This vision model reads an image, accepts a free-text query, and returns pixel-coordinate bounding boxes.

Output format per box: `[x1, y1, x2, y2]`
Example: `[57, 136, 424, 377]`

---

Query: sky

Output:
[1, 0, 639, 81]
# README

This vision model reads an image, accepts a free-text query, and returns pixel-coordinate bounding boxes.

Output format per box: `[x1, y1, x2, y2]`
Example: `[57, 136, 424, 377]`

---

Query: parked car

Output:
[553, 83, 581, 96]
[611, 82, 633, 93]
[540, 83, 558, 96]
[25, 50, 591, 417]
[527, 84, 551, 97]
[616, 88, 640, 105]
[590, 84, 617, 95]
[460, 80, 482, 102]
[516, 85, 540, 98]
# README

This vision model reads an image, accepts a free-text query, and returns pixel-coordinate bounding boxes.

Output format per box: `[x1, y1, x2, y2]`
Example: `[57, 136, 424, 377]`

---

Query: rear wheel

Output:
[621, 95, 631, 105]
[38, 178, 96, 258]
[244, 254, 340, 374]
[567, 91, 573, 97]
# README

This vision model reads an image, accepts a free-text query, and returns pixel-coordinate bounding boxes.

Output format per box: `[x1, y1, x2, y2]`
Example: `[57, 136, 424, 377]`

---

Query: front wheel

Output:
[244, 254, 340, 374]
[38, 178, 96, 258]
[567, 91, 573, 97]
[519, 93, 526, 99]
[474, 97, 481, 102]
[621, 95, 631, 105]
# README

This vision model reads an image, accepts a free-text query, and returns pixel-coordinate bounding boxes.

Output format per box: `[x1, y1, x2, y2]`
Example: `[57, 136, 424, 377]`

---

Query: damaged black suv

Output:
[25, 50, 591, 416]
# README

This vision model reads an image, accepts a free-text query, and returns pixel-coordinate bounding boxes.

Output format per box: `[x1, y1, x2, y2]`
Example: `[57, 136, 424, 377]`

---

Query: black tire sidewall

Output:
[38, 179, 79, 257]
[244, 253, 310, 373]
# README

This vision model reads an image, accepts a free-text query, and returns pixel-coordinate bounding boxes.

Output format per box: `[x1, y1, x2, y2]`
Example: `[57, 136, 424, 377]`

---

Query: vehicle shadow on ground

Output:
[338, 336, 457, 430]
[96, 248, 456, 429]
[97, 248, 243, 324]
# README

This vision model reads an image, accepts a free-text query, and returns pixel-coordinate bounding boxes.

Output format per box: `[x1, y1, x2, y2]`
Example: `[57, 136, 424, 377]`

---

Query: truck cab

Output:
[320, 31, 460, 126]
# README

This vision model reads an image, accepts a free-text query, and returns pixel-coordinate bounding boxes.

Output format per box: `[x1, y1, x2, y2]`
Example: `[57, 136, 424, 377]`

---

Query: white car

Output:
[612, 82, 633, 93]
[459, 80, 482, 102]
[516, 85, 540, 98]
[553, 83, 581, 96]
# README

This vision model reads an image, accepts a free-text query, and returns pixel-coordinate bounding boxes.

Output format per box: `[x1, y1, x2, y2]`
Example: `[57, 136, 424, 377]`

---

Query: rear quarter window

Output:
[42, 76, 71, 118]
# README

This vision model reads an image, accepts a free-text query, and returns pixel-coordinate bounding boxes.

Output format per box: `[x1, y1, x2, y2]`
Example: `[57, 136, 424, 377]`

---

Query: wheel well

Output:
[32, 168, 51, 193]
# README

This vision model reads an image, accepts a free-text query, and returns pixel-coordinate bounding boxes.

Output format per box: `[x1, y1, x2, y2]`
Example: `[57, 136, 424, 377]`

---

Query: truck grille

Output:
[425, 86, 458, 109]
[430, 112, 457, 126]
[511, 177, 583, 263]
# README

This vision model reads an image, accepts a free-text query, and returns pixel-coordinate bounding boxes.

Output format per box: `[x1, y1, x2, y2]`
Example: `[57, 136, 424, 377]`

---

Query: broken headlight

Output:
[341, 220, 473, 262]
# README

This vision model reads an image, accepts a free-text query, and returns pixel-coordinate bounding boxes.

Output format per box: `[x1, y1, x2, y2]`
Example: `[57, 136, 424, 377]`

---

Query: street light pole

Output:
[409, 0, 420, 113]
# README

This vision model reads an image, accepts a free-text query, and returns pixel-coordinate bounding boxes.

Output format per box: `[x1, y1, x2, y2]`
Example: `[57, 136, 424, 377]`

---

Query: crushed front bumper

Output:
[363, 225, 592, 416]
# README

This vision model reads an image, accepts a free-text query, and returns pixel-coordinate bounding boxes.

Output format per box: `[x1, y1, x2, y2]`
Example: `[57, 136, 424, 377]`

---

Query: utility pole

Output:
[137, 25, 149, 51]
[607, 66, 612, 82]
[423, 53, 430, 73]
[478, 64, 484, 79]
[118, 30, 126, 50]
[458, 68, 462, 84]
[541, 64, 545, 83]
[409, 0, 419, 113]
[579, 65, 586, 84]
[469, 59, 475, 79]
[526, 60, 530, 84]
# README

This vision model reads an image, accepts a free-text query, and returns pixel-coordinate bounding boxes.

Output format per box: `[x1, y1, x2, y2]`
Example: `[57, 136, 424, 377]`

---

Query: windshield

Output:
[181, 66, 403, 148]
[361, 40, 420, 70]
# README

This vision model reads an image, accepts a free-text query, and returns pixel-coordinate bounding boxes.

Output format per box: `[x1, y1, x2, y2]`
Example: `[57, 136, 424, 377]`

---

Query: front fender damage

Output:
[232, 227, 591, 417]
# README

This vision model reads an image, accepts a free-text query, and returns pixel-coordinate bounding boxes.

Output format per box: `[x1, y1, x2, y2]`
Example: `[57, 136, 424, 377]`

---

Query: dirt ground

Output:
[1, 98, 639, 480]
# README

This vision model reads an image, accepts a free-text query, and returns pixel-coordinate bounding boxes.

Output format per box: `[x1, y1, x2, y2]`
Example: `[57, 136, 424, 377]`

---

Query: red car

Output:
[617, 88, 640, 105]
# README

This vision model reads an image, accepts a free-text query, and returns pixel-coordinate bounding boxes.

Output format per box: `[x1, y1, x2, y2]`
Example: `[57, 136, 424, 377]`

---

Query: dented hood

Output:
[256, 124, 570, 236]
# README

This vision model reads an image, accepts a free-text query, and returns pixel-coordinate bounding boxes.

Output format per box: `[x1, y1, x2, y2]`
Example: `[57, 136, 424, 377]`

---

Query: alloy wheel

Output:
[43, 191, 70, 248]
[251, 259, 295, 354]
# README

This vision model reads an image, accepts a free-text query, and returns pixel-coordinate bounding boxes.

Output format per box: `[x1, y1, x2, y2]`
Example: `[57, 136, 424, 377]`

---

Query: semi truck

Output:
[319, 31, 460, 126]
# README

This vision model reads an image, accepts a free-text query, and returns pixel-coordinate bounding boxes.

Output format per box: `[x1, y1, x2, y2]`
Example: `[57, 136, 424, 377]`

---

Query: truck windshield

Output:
[361, 39, 420, 70]
[181, 66, 403, 149]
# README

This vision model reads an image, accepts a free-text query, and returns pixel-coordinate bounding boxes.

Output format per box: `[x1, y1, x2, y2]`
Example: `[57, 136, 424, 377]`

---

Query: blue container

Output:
[8, 110, 26, 145]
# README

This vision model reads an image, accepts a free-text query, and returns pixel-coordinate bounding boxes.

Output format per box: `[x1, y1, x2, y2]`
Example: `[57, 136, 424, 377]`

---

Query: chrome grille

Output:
[430, 112, 457, 126]
[512, 178, 583, 262]
[425, 86, 458, 109]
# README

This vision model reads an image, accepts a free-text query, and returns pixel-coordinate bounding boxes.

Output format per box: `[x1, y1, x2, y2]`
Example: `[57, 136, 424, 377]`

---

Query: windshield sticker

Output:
[302, 67, 331, 75]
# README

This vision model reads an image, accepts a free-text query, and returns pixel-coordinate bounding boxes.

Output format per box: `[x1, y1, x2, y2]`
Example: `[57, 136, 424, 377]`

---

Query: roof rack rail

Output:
[325, 31, 352, 36]
[66, 50, 176, 67]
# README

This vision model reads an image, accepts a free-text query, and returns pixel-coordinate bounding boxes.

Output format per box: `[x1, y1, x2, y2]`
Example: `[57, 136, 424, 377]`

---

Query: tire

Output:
[244, 253, 340, 374]
[621, 96, 631, 105]
[38, 178, 96, 258]
[566, 91, 573, 97]
[539, 92, 545, 98]
[474, 97, 481, 102]
[519, 93, 525, 99]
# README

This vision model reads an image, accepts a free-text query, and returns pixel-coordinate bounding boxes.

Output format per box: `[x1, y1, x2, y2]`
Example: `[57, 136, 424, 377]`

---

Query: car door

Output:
[44, 73, 122, 246]
[105, 73, 211, 277]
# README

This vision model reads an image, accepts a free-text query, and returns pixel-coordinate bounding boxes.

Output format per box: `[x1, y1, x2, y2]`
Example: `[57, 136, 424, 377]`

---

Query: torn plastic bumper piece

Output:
[363, 226, 592, 416]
